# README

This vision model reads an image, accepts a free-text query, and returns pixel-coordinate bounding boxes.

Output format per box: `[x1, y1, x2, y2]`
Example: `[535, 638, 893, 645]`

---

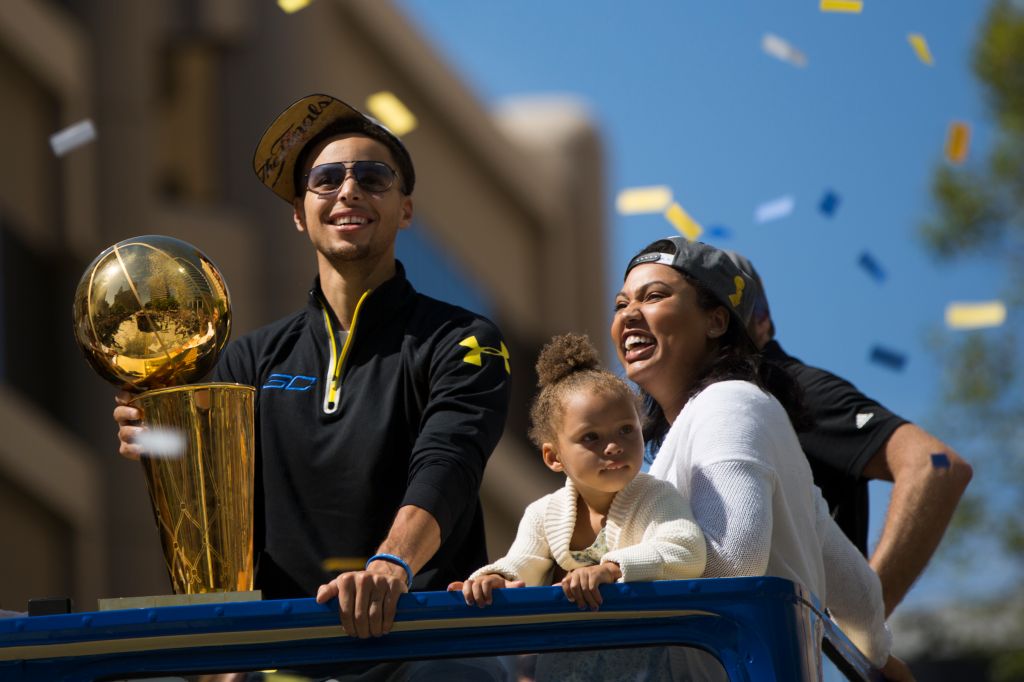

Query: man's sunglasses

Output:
[304, 161, 398, 196]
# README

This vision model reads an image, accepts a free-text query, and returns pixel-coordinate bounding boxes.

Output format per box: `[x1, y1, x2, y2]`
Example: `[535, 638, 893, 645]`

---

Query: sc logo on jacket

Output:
[263, 373, 317, 391]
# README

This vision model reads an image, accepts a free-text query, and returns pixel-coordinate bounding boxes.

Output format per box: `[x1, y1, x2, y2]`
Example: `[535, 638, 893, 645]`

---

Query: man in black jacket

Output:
[115, 94, 511, 639]
[726, 250, 971, 617]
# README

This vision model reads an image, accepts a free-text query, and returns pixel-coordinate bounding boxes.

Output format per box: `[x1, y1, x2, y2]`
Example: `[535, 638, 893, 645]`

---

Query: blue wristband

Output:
[366, 553, 413, 590]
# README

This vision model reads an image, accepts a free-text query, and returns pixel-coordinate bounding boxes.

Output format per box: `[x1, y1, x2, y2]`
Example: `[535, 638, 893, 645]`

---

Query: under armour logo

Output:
[856, 412, 874, 429]
[458, 336, 511, 374]
[729, 276, 745, 307]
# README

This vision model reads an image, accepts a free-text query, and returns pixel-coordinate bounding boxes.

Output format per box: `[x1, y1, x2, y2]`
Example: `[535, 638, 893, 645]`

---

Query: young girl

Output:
[458, 333, 706, 611]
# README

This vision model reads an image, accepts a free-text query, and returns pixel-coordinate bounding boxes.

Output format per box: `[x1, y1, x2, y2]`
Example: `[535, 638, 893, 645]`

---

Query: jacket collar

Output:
[306, 260, 416, 344]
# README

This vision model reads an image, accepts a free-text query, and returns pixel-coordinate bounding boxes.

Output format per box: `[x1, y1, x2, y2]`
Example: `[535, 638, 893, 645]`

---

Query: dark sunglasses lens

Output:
[353, 162, 395, 192]
[307, 164, 346, 193]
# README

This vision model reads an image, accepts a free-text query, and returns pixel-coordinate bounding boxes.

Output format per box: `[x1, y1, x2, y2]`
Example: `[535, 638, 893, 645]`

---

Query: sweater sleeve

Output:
[468, 497, 554, 587]
[402, 318, 511, 543]
[689, 460, 774, 578]
[601, 484, 706, 582]
[816, 491, 892, 667]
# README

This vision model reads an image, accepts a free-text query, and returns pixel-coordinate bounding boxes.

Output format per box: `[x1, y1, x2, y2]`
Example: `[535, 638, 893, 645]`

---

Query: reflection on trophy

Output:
[72, 235, 255, 595]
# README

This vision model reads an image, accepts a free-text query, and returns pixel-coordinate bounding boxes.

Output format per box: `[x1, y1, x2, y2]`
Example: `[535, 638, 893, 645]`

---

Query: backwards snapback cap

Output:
[724, 250, 771, 322]
[625, 237, 757, 338]
[252, 93, 415, 203]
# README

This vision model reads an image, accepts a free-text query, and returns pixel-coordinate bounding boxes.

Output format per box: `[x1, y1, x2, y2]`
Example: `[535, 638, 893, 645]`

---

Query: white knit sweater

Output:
[650, 380, 892, 667]
[470, 472, 706, 585]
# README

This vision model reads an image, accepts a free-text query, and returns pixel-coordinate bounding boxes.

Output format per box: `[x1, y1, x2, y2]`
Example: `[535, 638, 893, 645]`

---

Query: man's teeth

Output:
[332, 216, 369, 225]
[624, 335, 653, 350]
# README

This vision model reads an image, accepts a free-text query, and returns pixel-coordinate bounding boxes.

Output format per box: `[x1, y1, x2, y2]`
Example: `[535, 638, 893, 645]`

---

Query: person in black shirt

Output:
[726, 250, 972, 617]
[115, 94, 511, 639]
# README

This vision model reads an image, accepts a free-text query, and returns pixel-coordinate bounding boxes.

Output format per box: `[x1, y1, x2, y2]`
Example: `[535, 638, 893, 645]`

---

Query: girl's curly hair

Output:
[528, 333, 642, 448]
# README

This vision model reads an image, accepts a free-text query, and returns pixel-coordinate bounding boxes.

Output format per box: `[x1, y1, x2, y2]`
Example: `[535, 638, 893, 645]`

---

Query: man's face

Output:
[292, 133, 413, 266]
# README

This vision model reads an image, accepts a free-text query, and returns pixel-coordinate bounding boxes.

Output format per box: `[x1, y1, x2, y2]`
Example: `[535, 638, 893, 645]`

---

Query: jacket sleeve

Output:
[401, 317, 511, 543]
[469, 498, 554, 586]
[816, 490, 892, 667]
[601, 484, 706, 582]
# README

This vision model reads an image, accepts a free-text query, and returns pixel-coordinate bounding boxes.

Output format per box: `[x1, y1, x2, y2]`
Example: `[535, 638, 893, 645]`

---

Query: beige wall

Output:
[0, 0, 606, 610]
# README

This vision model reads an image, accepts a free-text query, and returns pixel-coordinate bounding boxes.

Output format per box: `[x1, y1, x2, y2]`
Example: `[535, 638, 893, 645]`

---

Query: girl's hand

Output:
[560, 562, 622, 611]
[458, 574, 525, 607]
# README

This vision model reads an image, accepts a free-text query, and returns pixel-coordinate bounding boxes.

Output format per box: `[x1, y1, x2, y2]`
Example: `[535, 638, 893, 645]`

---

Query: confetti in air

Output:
[706, 225, 732, 240]
[945, 301, 1007, 329]
[762, 34, 808, 68]
[664, 202, 703, 241]
[869, 345, 907, 371]
[931, 453, 951, 470]
[49, 119, 97, 157]
[135, 427, 187, 459]
[908, 34, 934, 65]
[365, 91, 418, 137]
[277, 0, 313, 13]
[616, 186, 673, 215]
[945, 122, 971, 164]
[819, 190, 841, 217]
[857, 251, 886, 283]
[755, 195, 795, 223]
[820, 0, 863, 13]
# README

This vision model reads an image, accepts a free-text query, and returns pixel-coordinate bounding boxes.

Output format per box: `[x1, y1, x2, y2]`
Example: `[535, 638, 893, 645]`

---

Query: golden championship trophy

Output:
[73, 235, 255, 595]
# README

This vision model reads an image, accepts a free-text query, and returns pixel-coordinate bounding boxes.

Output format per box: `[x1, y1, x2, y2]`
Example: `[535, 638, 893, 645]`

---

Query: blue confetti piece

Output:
[869, 345, 907, 371]
[706, 225, 732, 239]
[931, 453, 951, 469]
[858, 251, 886, 283]
[819, 190, 841, 217]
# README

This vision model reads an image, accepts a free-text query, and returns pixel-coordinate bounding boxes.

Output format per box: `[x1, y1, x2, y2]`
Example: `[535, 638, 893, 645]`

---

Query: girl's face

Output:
[611, 263, 728, 400]
[543, 389, 645, 499]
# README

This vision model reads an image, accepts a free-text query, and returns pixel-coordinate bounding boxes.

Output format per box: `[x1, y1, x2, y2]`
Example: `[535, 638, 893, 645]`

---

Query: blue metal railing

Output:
[0, 576, 880, 681]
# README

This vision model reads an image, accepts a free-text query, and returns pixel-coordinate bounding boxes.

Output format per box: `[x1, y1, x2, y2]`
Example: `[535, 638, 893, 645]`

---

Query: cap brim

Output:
[252, 94, 369, 203]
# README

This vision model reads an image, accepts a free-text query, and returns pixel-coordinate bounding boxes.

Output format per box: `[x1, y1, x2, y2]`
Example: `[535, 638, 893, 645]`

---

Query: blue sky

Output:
[395, 0, 1008, 608]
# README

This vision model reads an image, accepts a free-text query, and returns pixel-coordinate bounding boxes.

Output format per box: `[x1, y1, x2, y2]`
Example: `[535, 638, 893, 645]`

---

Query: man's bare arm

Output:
[316, 505, 441, 638]
[863, 423, 972, 616]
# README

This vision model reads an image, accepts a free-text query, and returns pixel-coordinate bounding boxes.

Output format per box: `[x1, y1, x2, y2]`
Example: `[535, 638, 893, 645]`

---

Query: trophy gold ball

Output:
[72, 235, 231, 390]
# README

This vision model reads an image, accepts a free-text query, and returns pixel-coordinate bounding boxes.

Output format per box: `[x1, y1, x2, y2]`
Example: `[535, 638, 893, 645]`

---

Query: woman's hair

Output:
[528, 333, 641, 448]
[632, 251, 813, 448]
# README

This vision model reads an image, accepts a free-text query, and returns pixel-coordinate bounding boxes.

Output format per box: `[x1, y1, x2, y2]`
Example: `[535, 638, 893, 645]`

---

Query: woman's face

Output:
[611, 263, 728, 398]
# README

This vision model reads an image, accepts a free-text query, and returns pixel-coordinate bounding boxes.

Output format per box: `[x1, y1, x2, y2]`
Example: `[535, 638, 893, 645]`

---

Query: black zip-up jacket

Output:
[212, 262, 511, 597]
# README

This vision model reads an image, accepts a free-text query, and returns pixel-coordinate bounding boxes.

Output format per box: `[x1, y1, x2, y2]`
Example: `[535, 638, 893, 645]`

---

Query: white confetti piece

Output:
[49, 119, 96, 157]
[755, 195, 795, 223]
[136, 427, 186, 459]
[762, 33, 807, 68]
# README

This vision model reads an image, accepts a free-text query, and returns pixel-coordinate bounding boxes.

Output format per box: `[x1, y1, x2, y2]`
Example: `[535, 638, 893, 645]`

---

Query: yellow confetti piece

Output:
[277, 0, 312, 13]
[616, 186, 673, 215]
[366, 91, 418, 137]
[945, 121, 971, 165]
[908, 33, 934, 65]
[820, 0, 863, 13]
[322, 557, 367, 572]
[664, 202, 703, 242]
[945, 301, 1006, 330]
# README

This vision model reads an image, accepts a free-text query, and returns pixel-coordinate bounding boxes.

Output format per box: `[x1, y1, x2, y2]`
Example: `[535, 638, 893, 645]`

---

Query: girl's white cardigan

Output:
[470, 472, 706, 585]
